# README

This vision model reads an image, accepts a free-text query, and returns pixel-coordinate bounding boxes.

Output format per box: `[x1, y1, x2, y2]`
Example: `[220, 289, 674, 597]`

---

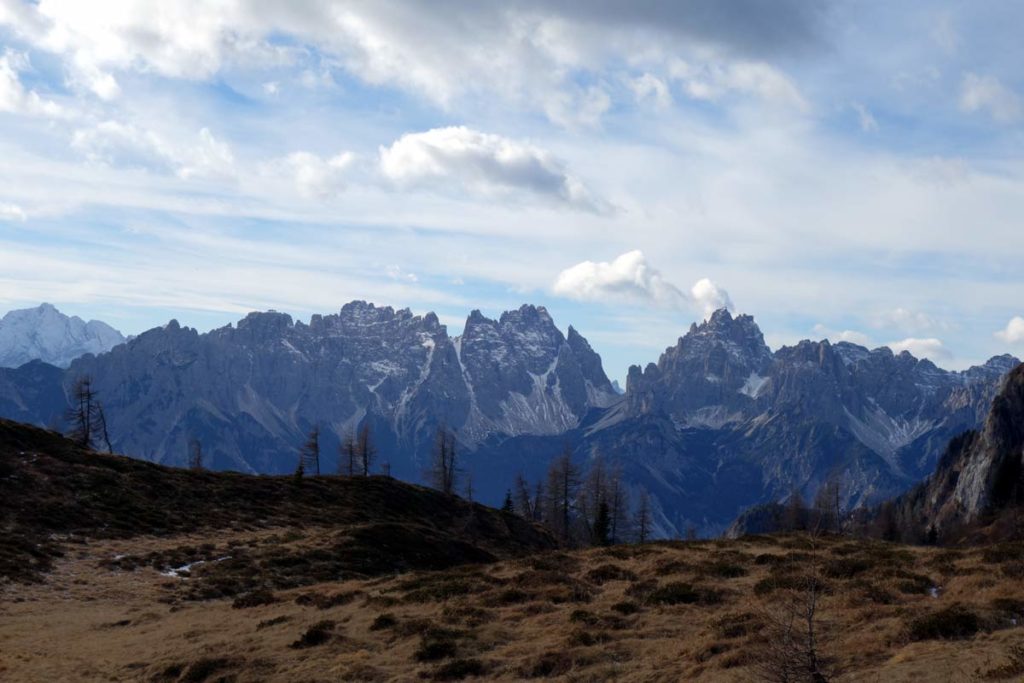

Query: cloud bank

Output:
[379, 126, 601, 210]
[996, 317, 1024, 344]
[552, 250, 732, 319]
[887, 337, 951, 362]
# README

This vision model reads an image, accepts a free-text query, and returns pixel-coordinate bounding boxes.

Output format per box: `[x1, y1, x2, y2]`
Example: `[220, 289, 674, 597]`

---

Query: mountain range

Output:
[0, 302, 1018, 536]
[881, 362, 1024, 541]
[0, 303, 125, 368]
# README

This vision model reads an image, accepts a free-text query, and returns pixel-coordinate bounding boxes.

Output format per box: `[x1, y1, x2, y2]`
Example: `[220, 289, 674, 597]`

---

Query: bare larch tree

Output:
[66, 375, 112, 452]
[357, 423, 376, 476]
[300, 425, 321, 476]
[429, 424, 459, 494]
[188, 437, 203, 470]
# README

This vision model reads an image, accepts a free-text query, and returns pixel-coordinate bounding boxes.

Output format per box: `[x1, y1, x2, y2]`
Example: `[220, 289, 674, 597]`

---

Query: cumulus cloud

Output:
[71, 122, 234, 179]
[379, 126, 602, 210]
[552, 250, 731, 318]
[0, 49, 65, 118]
[886, 337, 951, 362]
[812, 324, 872, 347]
[995, 316, 1024, 344]
[959, 73, 1022, 123]
[385, 265, 418, 283]
[668, 58, 807, 110]
[873, 307, 950, 334]
[0, 202, 27, 221]
[690, 278, 734, 319]
[629, 73, 673, 110]
[278, 151, 355, 198]
[0, 1, 818, 125]
[851, 102, 878, 132]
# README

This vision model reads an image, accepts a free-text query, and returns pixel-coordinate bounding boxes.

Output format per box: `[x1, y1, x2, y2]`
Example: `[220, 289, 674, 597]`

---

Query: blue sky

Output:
[1, 1, 1023, 383]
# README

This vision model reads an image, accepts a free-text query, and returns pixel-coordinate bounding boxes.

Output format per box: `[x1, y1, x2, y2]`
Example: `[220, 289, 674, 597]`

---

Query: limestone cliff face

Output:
[908, 363, 1024, 531]
[0, 302, 617, 476]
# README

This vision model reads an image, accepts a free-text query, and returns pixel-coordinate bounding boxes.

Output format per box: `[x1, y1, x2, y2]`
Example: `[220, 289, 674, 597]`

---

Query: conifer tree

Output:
[636, 490, 652, 544]
[340, 429, 358, 476]
[188, 437, 203, 470]
[429, 424, 458, 494]
[300, 425, 321, 476]
[357, 423, 376, 476]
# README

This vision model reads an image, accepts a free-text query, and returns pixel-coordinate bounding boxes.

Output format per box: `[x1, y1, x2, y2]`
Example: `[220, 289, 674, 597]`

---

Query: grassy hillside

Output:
[2, 532, 1024, 681]
[0, 419, 554, 584]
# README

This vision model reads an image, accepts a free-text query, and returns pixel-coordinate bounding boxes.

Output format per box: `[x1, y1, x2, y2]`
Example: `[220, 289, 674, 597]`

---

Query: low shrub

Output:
[290, 620, 336, 648]
[907, 605, 981, 641]
[521, 651, 573, 678]
[822, 557, 871, 579]
[232, 589, 276, 609]
[369, 613, 397, 631]
[585, 563, 638, 584]
[428, 658, 489, 681]
[414, 629, 460, 662]
[646, 582, 722, 606]
[701, 561, 748, 579]
[610, 601, 641, 615]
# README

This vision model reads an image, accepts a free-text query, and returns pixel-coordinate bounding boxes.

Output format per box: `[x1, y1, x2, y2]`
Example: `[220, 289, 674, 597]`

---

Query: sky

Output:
[1, 1, 1023, 384]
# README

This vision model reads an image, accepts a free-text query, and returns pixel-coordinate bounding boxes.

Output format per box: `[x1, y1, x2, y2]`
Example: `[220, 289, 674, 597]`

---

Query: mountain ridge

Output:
[0, 301, 1018, 538]
[0, 303, 125, 368]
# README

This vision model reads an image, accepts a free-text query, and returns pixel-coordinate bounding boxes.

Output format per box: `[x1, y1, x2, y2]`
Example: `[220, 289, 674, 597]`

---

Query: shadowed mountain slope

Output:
[0, 419, 555, 584]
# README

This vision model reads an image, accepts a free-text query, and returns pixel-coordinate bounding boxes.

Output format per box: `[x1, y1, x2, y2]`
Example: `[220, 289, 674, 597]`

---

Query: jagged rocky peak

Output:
[456, 304, 617, 438]
[236, 310, 294, 337]
[0, 303, 126, 368]
[954, 363, 1024, 517]
[626, 308, 773, 421]
[888, 362, 1024, 539]
[567, 325, 616, 397]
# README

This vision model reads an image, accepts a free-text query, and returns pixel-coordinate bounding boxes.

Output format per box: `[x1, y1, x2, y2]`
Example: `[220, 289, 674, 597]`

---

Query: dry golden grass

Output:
[2, 532, 1024, 682]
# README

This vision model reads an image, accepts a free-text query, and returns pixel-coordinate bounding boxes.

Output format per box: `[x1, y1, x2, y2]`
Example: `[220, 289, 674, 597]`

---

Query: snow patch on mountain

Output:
[0, 303, 125, 368]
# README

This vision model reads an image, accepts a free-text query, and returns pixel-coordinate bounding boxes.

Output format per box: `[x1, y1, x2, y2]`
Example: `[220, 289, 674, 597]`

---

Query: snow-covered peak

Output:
[0, 303, 125, 368]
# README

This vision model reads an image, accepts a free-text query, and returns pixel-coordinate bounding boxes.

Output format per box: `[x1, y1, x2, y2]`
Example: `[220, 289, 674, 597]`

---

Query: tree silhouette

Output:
[66, 375, 111, 452]
[357, 424, 376, 476]
[636, 490, 652, 544]
[340, 429, 358, 476]
[428, 424, 459, 494]
[188, 437, 203, 471]
[300, 425, 321, 476]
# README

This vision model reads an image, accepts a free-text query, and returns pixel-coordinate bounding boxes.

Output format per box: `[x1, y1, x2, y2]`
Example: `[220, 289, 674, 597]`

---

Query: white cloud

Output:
[629, 73, 673, 110]
[0, 49, 65, 118]
[379, 126, 601, 210]
[553, 250, 688, 308]
[931, 12, 960, 54]
[812, 324, 871, 346]
[873, 307, 949, 334]
[71, 122, 235, 180]
[669, 58, 807, 110]
[995, 316, 1024, 345]
[543, 85, 612, 129]
[385, 264, 418, 283]
[0, 1, 814, 127]
[0, 202, 27, 221]
[277, 151, 355, 199]
[851, 102, 878, 132]
[690, 278, 733, 320]
[886, 337, 951, 362]
[553, 250, 731, 319]
[959, 73, 1022, 123]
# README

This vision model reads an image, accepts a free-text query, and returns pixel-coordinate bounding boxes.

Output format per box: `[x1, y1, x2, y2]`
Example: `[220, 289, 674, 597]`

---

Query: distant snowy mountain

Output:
[0, 303, 125, 368]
